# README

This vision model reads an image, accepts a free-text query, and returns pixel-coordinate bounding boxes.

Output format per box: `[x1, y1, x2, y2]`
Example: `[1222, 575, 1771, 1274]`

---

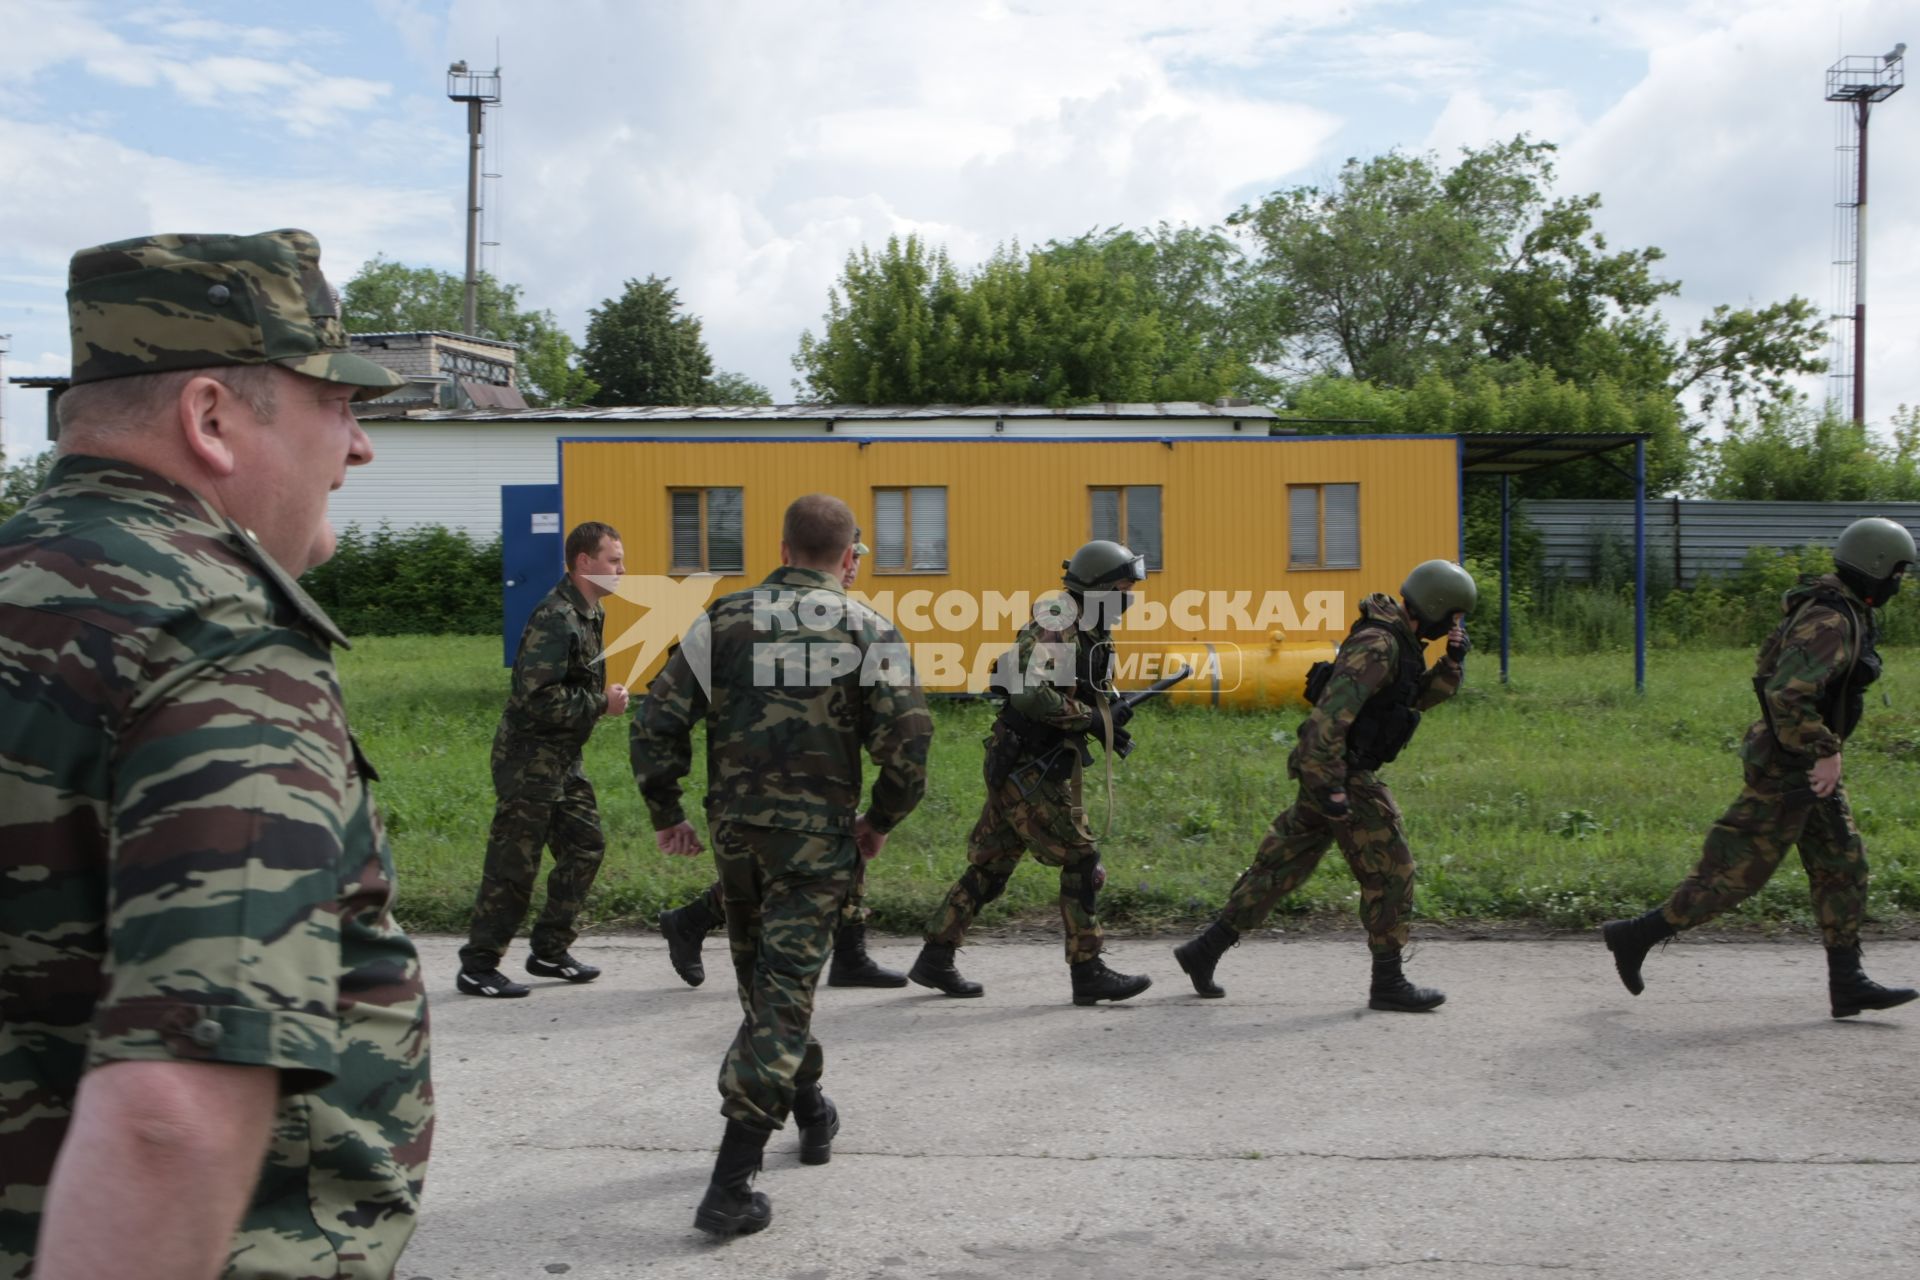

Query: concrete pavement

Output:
[399, 932, 1920, 1280]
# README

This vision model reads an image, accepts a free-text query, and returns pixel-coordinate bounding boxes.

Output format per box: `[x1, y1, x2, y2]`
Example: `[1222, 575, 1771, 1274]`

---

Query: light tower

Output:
[1825, 44, 1905, 425]
[447, 61, 502, 335]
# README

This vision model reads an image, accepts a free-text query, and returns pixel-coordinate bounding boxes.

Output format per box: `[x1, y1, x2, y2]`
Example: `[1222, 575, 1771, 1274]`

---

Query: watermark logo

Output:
[587, 573, 1342, 695]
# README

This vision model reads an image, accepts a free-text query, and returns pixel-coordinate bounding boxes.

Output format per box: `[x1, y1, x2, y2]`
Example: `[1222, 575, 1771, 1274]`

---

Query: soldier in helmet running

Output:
[906, 540, 1153, 1006]
[1603, 517, 1919, 1019]
[1173, 560, 1474, 1011]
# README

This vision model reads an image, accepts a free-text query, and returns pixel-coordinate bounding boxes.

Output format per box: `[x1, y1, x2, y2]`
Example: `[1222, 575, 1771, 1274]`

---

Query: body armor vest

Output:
[1754, 587, 1880, 743]
[1306, 617, 1425, 771]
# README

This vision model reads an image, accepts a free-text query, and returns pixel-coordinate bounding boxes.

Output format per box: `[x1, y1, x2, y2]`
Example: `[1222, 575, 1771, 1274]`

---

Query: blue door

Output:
[500, 484, 563, 667]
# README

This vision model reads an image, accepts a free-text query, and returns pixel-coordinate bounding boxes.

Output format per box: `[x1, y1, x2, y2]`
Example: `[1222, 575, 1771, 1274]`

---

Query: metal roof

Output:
[347, 330, 521, 350]
[1458, 431, 1647, 475]
[368, 400, 1277, 423]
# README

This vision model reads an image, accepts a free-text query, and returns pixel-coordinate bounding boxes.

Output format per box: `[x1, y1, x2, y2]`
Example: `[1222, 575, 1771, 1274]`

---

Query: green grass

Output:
[339, 636, 1920, 937]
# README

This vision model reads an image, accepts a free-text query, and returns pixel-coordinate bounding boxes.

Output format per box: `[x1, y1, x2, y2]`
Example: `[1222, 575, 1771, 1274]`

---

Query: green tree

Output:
[581, 276, 716, 406]
[0, 450, 55, 523]
[340, 257, 598, 406]
[793, 230, 1252, 405]
[1696, 402, 1920, 500]
[702, 370, 773, 405]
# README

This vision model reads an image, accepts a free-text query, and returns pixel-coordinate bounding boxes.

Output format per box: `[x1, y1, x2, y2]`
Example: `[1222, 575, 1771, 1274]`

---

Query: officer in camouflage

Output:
[1174, 560, 1474, 1011]
[654, 529, 909, 989]
[1603, 517, 1919, 1018]
[457, 522, 629, 997]
[633, 495, 931, 1238]
[906, 539, 1153, 1007]
[0, 230, 432, 1278]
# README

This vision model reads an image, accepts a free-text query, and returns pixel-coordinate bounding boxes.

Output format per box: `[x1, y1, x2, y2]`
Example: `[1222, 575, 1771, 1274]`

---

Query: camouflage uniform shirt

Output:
[1748, 574, 1868, 764]
[1290, 593, 1463, 798]
[501, 574, 606, 750]
[0, 457, 433, 1280]
[630, 565, 931, 834]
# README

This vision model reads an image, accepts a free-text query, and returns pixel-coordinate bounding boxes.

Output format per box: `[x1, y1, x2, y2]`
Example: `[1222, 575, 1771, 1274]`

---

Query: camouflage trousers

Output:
[690, 856, 870, 929]
[1663, 730, 1868, 947]
[713, 819, 857, 1130]
[1222, 771, 1415, 957]
[924, 767, 1104, 964]
[459, 729, 606, 972]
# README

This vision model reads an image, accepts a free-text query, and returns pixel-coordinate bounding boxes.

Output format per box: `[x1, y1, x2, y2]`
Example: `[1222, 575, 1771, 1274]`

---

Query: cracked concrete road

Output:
[398, 934, 1919, 1280]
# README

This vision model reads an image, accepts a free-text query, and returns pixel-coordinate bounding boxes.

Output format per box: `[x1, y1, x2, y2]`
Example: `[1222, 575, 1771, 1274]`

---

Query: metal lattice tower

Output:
[1826, 45, 1905, 424]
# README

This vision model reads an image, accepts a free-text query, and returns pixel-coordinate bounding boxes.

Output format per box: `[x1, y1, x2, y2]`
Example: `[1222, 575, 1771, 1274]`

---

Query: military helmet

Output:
[1834, 517, 1917, 578]
[1063, 539, 1146, 591]
[1401, 559, 1477, 623]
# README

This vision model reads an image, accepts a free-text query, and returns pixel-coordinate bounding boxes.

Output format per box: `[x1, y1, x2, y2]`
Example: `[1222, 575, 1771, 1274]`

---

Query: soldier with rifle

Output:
[907, 540, 1180, 1006]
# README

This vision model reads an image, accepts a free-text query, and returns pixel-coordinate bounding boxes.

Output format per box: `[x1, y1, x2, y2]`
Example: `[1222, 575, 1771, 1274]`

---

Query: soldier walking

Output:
[633, 495, 931, 1237]
[654, 528, 907, 989]
[906, 540, 1154, 1006]
[456, 522, 629, 997]
[1603, 518, 1918, 1018]
[1173, 561, 1474, 1011]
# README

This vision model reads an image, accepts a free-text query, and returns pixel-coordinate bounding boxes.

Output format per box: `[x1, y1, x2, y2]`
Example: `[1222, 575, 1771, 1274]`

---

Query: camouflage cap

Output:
[67, 229, 405, 401]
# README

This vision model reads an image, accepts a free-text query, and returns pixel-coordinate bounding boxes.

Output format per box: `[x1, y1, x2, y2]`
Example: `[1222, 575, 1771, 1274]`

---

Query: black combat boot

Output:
[908, 941, 983, 997]
[659, 898, 718, 988]
[792, 1083, 841, 1165]
[827, 922, 908, 988]
[1367, 950, 1445, 1012]
[1173, 918, 1239, 998]
[1070, 955, 1152, 1006]
[1827, 944, 1919, 1019]
[1601, 907, 1677, 996]
[694, 1120, 773, 1237]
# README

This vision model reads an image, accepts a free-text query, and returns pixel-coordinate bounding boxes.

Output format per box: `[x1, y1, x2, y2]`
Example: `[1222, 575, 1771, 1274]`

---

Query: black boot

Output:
[1070, 955, 1152, 1006]
[1601, 907, 1677, 996]
[908, 941, 983, 997]
[693, 1120, 772, 1238]
[1173, 919, 1239, 998]
[1368, 950, 1444, 1012]
[659, 898, 718, 988]
[792, 1083, 840, 1165]
[827, 922, 908, 988]
[1827, 944, 1919, 1019]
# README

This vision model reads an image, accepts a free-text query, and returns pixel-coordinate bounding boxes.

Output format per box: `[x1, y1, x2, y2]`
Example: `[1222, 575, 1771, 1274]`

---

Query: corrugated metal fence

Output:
[1518, 500, 1920, 587]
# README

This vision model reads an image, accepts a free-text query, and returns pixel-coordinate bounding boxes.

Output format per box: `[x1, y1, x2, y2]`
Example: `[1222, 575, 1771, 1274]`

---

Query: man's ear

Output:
[177, 375, 241, 478]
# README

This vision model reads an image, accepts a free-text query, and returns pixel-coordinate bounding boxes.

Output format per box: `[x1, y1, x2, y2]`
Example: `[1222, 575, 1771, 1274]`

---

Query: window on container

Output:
[1288, 483, 1359, 569]
[1090, 485, 1163, 572]
[669, 487, 745, 574]
[872, 487, 948, 573]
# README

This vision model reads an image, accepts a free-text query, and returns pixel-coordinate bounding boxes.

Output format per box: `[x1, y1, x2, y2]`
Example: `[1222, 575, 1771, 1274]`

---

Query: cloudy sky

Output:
[3, 0, 1915, 462]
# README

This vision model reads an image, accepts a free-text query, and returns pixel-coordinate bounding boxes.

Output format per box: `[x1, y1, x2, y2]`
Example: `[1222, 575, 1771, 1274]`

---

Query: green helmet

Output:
[1401, 559, 1477, 625]
[1835, 517, 1917, 578]
[1063, 540, 1146, 592]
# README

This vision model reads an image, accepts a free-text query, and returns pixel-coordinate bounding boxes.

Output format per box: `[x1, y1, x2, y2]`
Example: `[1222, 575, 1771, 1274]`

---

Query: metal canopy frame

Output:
[1457, 432, 1650, 692]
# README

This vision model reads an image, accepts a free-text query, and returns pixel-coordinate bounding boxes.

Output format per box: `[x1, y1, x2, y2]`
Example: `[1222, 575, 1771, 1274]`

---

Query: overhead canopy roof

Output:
[1458, 431, 1647, 476]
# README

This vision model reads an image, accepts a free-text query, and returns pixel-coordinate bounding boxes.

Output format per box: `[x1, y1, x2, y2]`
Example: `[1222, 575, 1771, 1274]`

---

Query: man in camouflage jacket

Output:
[1174, 560, 1475, 1012]
[653, 528, 910, 990]
[457, 522, 629, 997]
[632, 495, 930, 1237]
[1604, 517, 1919, 1018]
[906, 539, 1154, 1006]
[0, 230, 432, 1279]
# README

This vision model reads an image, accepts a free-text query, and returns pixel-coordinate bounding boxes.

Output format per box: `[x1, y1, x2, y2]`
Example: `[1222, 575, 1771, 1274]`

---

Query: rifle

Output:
[1011, 664, 1193, 800]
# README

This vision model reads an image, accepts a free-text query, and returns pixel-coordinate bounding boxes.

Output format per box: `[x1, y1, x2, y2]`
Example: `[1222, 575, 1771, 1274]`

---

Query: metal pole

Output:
[1499, 474, 1511, 684]
[1634, 439, 1646, 694]
[463, 98, 483, 334]
[1853, 100, 1869, 426]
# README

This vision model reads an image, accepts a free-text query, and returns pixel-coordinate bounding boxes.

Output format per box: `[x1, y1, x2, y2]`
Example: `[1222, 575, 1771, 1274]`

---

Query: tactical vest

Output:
[1307, 617, 1425, 771]
[1753, 587, 1880, 742]
[995, 629, 1113, 760]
